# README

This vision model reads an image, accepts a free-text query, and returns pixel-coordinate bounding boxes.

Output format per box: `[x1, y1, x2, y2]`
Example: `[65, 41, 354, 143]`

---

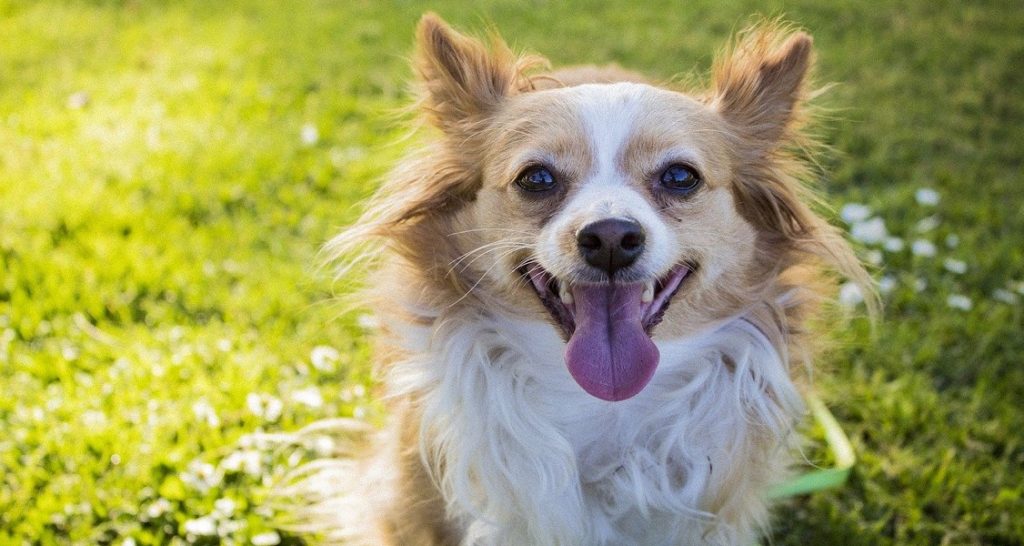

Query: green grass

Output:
[1, 1, 1021, 544]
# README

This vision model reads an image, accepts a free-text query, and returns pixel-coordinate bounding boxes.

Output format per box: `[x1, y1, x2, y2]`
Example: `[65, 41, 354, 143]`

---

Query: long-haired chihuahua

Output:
[296, 13, 873, 546]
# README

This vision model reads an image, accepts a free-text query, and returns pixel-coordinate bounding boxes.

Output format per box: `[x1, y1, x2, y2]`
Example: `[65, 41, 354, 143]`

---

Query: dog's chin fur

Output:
[287, 13, 875, 546]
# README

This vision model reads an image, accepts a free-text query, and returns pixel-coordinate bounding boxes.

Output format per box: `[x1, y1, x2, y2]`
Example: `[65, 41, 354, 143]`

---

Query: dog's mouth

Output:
[519, 262, 691, 402]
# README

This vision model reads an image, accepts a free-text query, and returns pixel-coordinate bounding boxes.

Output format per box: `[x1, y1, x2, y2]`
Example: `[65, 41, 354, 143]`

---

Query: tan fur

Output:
[317, 13, 875, 545]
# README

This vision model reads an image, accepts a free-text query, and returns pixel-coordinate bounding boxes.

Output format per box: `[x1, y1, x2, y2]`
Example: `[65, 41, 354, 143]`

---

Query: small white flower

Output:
[146, 498, 172, 519]
[839, 282, 864, 307]
[883, 237, 905, 252]
[943, 258, 968, 275]
[946, 294, 973, 311]
[357, 313, 380, 330]
[911, 239, 937, 257]
[291, 387, 323, 409]
[252, 531, 282, 546]
[67, 91, 90, 109]
[300, 123, 319, 146]
[916, 215, 940, 233]
[840, 203, 872, 223]
[122, 538, 137, 546]
[310, 345, 340, 372]
[184, 516, 217, 536]
[945, 234, 960, 248]
[993, 289, 1018, 305]
[246, 393, 263, 416]
[851, 217, 888, 245]
[264, 397, 283, 422]
[216, 338, 233, 352]
[913, 278, 928, 293]
[192, 399, 221, 428]
[915, 188, 940, 206]
[314, 436, 335, 456]
[214, 498, 236, 518]
[865, 250, 883, 266]
[878, 276, 897, 295]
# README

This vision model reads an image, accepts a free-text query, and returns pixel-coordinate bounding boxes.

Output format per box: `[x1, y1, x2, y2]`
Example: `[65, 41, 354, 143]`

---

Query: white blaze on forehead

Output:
[538, 83, 675, 279]
[569, 82, 650, 180]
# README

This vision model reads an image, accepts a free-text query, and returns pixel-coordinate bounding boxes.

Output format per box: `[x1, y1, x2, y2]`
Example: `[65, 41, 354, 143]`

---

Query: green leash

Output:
[768, 394, 856, 499]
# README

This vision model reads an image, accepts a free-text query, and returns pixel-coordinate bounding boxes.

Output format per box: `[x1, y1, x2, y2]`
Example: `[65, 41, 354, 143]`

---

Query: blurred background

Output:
[1, 1, 1021, 544]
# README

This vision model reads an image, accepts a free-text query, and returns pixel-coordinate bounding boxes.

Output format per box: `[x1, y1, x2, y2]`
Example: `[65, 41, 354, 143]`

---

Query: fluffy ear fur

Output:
[713, 24, 878, 316]
[415, 13, 544, 133]
[712, 25, 813, 144]
[326, 15, 544, 274]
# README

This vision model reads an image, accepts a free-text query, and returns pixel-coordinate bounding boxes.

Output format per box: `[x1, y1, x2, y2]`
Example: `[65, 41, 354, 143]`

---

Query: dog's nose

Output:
[576, 218, 645, 275]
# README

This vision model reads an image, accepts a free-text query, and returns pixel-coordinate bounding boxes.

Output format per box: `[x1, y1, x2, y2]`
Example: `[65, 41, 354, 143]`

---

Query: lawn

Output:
[1, 0, 1021, 544]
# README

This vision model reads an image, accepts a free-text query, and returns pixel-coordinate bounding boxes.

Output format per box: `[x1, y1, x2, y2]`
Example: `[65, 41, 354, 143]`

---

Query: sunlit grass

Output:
[1, 1, 1021, 544]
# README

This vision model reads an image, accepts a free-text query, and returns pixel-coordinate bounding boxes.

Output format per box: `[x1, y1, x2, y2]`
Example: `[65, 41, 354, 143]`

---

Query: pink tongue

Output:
[564, 283, 659, 401]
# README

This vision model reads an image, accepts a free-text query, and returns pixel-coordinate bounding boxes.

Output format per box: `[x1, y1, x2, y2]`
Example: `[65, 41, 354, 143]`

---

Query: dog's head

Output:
[337, 14, 871, 401]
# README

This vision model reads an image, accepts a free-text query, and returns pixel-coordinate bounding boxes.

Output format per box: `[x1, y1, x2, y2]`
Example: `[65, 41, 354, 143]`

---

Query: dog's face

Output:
[355, 15, 867, 402]
[468, 84, 760, 400]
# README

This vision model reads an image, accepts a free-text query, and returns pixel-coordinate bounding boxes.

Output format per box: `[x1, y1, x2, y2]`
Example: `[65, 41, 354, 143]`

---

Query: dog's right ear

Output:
[414, 13, 542, 133]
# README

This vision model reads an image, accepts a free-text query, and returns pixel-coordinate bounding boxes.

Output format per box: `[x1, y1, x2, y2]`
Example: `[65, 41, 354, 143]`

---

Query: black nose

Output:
[576, 218, 645, 276]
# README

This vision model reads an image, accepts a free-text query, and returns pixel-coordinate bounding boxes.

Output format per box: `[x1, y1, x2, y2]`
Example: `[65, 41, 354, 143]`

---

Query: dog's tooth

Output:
[559, 283, 574, 305]
[642, 281, 655, 303]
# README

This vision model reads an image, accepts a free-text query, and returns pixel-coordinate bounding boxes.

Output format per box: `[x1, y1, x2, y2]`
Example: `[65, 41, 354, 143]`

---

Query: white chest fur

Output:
[387, 310, 802, 546]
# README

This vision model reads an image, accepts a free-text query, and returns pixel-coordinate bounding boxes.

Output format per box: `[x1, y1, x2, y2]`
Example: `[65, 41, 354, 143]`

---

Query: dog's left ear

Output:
[414, 13, 543, 133]
[711, 26, 813, 145]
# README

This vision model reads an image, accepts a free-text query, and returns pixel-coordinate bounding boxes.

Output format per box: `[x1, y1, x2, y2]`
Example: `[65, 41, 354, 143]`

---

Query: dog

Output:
[302, 13, 874, 546]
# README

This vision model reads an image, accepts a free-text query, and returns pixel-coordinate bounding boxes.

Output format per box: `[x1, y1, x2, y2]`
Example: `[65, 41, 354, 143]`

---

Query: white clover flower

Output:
[291, 387, 323, 409]
[192, 399, 221, 428]
[314, 436, 335, 456]
[310, 345, 340, 372]
[213, 498, 236, 518]
[865, 250, 883, 265]
[883, 237, 905, 252]
[945, 234, 960, 248]
[357, 313, 380, 330]
[943, 258, 968, 275]
[915, 188, 940, 206]
[878, 276, 897, 295]
[838, 282, 864, 307]
[264, 397, 283, 422]
[851, 217, 888, 245]
[911, 239, 937, 257]
[184, 516, 217, 536]
[252, 531, 282, 546]
[913, 278, 928, 293]
[67, 91, 90, 109]
[840, 203, 872, 223]
[993, 289, 1018, 305]
[300, 123, 319, 146]
[146, 498, 172, 519]
[916, 216, 940, 233]
[946, 294, 973, 311]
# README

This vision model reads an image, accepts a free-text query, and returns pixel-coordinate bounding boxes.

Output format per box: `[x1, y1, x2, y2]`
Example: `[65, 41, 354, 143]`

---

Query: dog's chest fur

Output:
[387, 307, 802, 545]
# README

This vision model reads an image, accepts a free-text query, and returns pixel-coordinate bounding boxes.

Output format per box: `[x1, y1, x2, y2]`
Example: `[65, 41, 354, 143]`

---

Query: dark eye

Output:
[515, 166, 557, 193]
[659, 164, 703, 194]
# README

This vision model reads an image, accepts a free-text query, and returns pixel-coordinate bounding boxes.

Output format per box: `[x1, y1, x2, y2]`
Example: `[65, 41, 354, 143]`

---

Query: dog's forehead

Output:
[497, 82, 715, 176]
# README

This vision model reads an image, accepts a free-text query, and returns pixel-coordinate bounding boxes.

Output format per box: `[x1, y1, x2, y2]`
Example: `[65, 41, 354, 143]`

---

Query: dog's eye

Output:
[515, 166, 557, 193]
[659, 164, 702, 194]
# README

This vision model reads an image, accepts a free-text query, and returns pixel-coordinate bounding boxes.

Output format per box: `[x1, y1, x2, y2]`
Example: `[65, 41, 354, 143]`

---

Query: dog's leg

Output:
[371, 403, 459, 546]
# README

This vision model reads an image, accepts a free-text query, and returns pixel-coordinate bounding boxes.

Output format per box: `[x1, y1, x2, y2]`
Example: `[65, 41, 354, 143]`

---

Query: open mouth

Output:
[519, 262, 691, 402]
